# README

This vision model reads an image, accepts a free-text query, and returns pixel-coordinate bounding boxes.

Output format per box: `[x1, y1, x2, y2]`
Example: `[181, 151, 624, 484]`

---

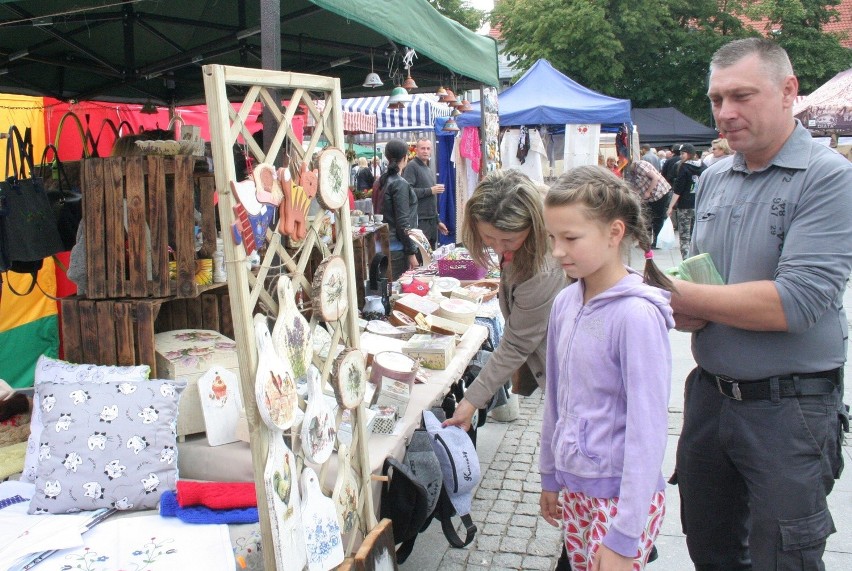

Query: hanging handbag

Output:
[39, 144, 82, 251]
[0, 126, 65, 293]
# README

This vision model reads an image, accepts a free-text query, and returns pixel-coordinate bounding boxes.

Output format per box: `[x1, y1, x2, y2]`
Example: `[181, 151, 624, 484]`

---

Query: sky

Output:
[468, 0, 495, 33]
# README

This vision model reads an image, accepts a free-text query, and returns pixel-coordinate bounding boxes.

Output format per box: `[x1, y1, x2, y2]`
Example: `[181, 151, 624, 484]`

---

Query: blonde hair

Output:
[545, 166, 673, 291]
[461, 170, 549, 284]
[712, 138, 732, 154]
[358, 156, 368, 168]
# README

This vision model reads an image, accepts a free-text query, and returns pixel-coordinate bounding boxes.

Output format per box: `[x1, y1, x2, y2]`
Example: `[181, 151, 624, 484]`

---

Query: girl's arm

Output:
[604, 301, 671, 559]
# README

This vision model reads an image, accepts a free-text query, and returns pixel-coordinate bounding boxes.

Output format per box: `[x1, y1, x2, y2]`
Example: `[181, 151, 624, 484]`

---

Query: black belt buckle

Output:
[716, 375, 743, 400]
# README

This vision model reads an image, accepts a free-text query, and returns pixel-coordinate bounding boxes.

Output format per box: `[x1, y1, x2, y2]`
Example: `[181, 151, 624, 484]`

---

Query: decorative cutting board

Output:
[316, 147, 349, 210]
[331, 348, 366, 410]
[253, 314, 299, 430]
[301, 466, 344, 571]
[312, 255, 349, 322]
[263, 430, 307, 571]
[331, 443, 360, 537]
[198, 365, 242, 446]
[272, 275, 313, 383]
[301, 367, 336, 464]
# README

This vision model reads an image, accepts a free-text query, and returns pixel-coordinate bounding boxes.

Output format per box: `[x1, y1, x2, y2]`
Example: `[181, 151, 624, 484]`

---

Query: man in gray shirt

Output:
[403, 138, 448, 248]
[671, 38, 852, 570]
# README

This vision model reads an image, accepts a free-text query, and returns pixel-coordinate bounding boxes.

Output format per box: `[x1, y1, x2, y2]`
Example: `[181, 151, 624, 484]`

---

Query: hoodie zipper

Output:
[560, 303, 586, 408]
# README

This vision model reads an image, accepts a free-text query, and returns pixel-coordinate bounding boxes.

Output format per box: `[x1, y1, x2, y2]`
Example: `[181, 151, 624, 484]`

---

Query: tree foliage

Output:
[492, 0, 852, 125]
[428, 0, 486, 31]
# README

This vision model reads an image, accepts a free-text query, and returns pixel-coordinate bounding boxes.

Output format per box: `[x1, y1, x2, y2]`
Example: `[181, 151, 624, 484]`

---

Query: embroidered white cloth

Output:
[32, 515, 233, 570]
[563, 123, 602, 169]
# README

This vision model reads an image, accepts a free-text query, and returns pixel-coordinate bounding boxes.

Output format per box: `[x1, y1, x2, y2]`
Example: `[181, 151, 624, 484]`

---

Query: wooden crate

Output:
[82, 156, 215, 299]
[60, 285, 233, 375]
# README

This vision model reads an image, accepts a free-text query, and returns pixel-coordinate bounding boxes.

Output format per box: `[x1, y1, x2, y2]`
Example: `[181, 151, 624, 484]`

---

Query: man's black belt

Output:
[701, 368, 840, 401]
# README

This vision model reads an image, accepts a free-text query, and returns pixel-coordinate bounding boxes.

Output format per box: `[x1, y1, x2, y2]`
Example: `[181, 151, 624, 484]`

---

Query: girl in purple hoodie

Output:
[540, 165, 674, 571]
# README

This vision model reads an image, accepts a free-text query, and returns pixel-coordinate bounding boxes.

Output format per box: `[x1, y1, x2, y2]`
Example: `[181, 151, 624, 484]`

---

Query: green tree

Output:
[492, 0, 851, 124]
[428, 0, 486, 31]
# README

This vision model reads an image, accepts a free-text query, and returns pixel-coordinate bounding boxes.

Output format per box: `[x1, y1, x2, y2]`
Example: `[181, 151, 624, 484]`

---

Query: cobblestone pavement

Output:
[436, 392, 562, 571]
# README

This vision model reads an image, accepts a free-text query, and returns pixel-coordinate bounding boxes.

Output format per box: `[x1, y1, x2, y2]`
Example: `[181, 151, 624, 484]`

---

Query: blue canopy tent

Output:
[456, 59, 632, 128]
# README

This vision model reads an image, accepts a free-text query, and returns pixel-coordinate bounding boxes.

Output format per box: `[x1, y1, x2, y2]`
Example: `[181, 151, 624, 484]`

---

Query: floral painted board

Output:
[300, 467, 344, 571]
[331, 349, 366, 410]
[263, 431, 308, 571]
[316, 147, 348, 210]
[197, 366, 242, 446]
[253, 315, 299, 431]
[35, 514, 233, 570]
[271, 275, 313, 384]
[300, 370, 336, 465]
[311, 255, 349, 322]
[331, 444, 360, 537]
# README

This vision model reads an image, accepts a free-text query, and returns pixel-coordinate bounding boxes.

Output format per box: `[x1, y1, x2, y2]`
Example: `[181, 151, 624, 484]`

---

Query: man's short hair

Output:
[711, 38, 793, 84]
[417, 137, 431, 145]
[641, 144, 650, 153]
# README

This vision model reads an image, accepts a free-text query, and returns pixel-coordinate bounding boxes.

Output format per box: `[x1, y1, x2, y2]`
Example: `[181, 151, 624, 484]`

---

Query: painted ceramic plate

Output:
[301, 370, 337, 465]
[331, 348, 366, 409]
[311, 255, 349, 322]
[300, 467, 344, 570]
[316, 147, 349, 210]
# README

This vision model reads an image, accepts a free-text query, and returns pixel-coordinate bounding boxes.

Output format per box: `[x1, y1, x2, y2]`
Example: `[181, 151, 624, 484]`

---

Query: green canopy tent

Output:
[0, 0, 498, 105]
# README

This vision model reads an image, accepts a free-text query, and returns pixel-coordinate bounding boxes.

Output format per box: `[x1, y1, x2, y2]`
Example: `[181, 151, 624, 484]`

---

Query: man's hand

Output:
[407, 254, 419, 270]
[438, 222, 449, 236]
[591, 544, 633, 571]
[673, 313, 708, 332]
[443, 399, 476, 431]
[431, 184, 445, 195]
[540, 491, 562, 527]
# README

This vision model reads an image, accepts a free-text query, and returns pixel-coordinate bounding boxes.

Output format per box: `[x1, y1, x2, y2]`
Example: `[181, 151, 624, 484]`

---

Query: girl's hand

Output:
[443, 399, 476, 431]
[539, 491, 561, 527]
[408, 254, 419, 270]
[591, 544, 633, 571]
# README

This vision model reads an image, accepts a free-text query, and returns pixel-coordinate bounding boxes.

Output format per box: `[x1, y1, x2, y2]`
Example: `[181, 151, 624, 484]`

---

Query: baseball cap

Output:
[422, 410, 481, 517]
[680, 144, 697, 155]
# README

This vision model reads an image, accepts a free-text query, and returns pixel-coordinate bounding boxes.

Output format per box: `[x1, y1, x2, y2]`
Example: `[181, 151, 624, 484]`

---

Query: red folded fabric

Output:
[176, 480, 257, 509]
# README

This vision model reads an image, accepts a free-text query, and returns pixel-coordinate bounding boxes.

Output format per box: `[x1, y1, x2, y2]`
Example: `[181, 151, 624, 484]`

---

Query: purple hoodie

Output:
[540, 269, 673, 558]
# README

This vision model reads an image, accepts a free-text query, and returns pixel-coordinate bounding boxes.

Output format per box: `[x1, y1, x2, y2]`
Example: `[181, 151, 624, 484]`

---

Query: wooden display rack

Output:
[203, 65, 375, 571]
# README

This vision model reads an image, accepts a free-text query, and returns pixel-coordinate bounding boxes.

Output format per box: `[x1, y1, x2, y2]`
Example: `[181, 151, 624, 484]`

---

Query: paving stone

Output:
[490, 460, 511, 471]
[505, 470, 527, 480]
[513, 514, 538, 528]
[498, 489, 522, 501]
[506, 525, 534, 540]
[500, 536, 530, 554]
[493, 552, 524, 568]
[502, 479, 523, 491]
[476, 487, 499, 500]
[435, 562, 467, 571]
[443, 548, 470, 563]
[523, 491, 542, 504]
[492, 499, 517, 513]
[467, 550, 494, 566]
[480, 477, 502, 490]
[515, 453, 534, 463]
[516, 502, 541, 515]
[475, 534, 500, 552]
[516, 445, 536, 455]
[529, 536, 562, 557]
[463, 566, 491, 571]
[523, 480, 541, 493]
[485, 510, 512, 524]
[523, 555, 555, 570]
[494, 452, 514, 463]
[481, 522, 507, 536]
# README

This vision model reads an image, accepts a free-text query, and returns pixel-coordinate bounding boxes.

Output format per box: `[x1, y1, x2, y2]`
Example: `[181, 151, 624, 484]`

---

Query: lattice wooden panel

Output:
[203, 65, 375, 571]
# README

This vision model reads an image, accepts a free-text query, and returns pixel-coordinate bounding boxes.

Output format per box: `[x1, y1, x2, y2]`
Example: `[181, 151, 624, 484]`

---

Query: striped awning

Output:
[342, 94, 452, 132]
[308, 101, 377, 134]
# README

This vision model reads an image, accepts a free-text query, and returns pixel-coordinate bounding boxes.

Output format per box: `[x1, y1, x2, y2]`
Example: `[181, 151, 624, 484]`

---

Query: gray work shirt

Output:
[691, 121, 852, 379]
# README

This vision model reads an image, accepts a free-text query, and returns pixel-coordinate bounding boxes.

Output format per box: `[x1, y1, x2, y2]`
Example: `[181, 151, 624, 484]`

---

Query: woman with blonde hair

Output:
[444, 169, 567, 431]
[355, 155, 375, 193]
[703, 137, 732, 166]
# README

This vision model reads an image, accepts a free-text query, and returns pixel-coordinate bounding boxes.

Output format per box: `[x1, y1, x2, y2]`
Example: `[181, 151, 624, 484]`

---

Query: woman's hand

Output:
[539, 491, 561, 527]
[407, 254, 419, 270]
[591, 544, 633, 571]
[443, 399, 476, 431]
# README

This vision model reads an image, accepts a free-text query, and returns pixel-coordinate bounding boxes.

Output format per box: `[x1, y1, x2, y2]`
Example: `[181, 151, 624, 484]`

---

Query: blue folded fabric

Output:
[159, 490, 258, 524]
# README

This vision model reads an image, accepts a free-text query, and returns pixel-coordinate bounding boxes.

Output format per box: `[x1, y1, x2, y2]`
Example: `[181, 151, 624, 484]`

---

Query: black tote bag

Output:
[0, 126, 65, 277]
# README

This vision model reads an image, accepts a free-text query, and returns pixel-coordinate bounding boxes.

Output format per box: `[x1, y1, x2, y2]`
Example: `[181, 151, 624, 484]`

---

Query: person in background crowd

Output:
[371, 156, 382, 178]
[657, 149, 668, 167]
[641, 144, 662, 171]
[606, 156, 622, 178]
[671, 37, 852, 570]
[444, 170, 566, 433]
[702, 137, 733, 166]
[661, 144, 682, 188]
[540, 165, 673, 571]
[380, 139, 419, 280]
[354, 156, 375, 194]
[666, 144, 706, 259]
[403, 137, 449, 248]
[623, 159, 671, 247]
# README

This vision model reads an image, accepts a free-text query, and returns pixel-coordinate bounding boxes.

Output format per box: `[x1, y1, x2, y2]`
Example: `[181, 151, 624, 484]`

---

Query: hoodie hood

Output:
[584, 268, 675, 330]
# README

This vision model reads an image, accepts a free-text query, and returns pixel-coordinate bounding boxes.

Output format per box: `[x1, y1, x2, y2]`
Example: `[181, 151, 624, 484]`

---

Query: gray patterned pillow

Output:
[29, 379, 185, 514]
